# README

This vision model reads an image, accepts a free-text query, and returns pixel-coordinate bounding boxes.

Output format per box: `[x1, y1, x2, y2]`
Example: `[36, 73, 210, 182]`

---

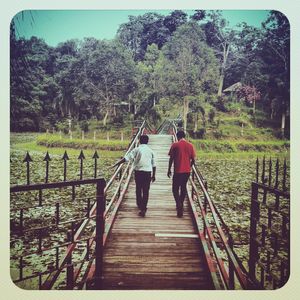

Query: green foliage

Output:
[208, 108, 216, 123]
[79, 120, 89, 132]
[55, 119, 71, 134]
[117, 11, 188, 61]
[145, 107, 161, 126]
[10, 10, 289, 139]
[191, 128, 206, 139]
[214, 96, 228, 112]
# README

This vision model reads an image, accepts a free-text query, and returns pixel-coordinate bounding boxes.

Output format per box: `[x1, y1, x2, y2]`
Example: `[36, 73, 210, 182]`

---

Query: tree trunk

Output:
[253, 100, 256, 115]
[217, 43, 230, 97]
[281, 111, 286, 138]
[271, 107, 274, 119]
[183, 96, 189, 132]
[217, 72, 225, 97]
[193, 113, 198, 133]
[103, 110, 109, 126]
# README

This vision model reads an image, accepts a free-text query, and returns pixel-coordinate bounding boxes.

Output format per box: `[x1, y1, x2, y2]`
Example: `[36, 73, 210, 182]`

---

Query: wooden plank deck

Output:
[102, 134, 213, 289]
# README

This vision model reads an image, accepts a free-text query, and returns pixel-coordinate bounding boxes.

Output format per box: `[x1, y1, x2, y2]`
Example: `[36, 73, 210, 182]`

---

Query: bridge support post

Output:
[94, 180, 106, 289]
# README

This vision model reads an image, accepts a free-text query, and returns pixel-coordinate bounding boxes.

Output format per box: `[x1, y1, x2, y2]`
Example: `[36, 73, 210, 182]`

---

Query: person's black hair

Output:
[176, 130, 186, 140]
[140, 134, 149, 144]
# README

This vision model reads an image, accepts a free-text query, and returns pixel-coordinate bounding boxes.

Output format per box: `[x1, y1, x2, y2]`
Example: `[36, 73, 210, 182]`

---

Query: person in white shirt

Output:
[112, 135, 156, 217]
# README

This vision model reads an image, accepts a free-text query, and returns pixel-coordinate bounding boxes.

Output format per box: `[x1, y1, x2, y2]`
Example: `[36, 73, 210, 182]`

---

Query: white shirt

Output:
[124, 144, 156, 172]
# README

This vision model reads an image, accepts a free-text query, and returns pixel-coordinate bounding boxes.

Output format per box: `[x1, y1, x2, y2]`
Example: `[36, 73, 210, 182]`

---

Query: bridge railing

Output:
[171, 121, 253, 290]
[10, 178, 106, 290]
[249, 157, 290, 289]
[10, 120, 146, 290]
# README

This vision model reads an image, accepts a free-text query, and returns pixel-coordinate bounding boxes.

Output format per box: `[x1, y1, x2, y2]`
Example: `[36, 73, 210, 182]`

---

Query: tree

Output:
[190, 97, 206, 133]
[163, 10, 188, 33]
[191, 10, 206, 22]
[73, 39, 137, 125]
[201, 11, 237, 96]
[53, 40, 80, 119]
[10, 34, 56, 131]
[117, 10, 188, 61]
[161, 21, 219, 131]
[117, 12, 169, 61]
[224, 23, 265, 90]
[237, 85, 261, 114]
[261, 11, 290, 137]
[135, 44, 165, 109]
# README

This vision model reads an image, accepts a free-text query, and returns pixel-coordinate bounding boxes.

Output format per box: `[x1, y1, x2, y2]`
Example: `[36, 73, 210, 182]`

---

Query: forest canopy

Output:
[10, 10, 290, 138]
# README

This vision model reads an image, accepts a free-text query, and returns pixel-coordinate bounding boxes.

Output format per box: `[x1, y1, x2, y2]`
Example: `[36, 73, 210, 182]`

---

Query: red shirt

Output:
[168, 139, 196, 173]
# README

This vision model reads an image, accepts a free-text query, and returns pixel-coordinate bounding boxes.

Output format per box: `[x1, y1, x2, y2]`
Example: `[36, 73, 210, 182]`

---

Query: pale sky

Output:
[13, 10, 270, 46]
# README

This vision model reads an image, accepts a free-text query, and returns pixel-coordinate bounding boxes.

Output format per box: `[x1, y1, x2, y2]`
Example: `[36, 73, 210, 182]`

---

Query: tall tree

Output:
[163, 10, 188, 33]
[135, 44, 165, 110]
[161, 21, 219, 131]
[117, 12, 168, 61]
[10, 34, 56, 131]
[201, 11, 237, 96]
[73, 39, 137, 125]
[117, 10, 188, 61]
[261, 11, 290, 136]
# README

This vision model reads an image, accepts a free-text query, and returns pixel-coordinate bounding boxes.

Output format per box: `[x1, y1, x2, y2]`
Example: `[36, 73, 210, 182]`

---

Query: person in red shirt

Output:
[167, 130, 196, 217]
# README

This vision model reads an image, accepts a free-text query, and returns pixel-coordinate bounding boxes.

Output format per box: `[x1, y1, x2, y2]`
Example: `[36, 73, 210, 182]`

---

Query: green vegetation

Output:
[36, 134, 130, 151]
[192, 139, 289, 153]
[11, 10, 289, 141]
[10, 133, 124, 167]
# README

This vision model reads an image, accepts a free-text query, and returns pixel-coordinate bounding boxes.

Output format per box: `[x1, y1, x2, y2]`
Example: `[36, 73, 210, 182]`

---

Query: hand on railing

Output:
[110, 158, 126, 169]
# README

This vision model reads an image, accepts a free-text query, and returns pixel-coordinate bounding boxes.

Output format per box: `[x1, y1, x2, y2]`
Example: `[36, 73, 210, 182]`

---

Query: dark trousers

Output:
[134, 170, 151, 211]
[172, 173, 190, 211]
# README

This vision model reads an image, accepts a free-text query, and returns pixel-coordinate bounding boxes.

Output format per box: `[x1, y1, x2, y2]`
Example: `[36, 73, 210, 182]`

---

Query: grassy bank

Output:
[191, 139, 289, 153]
[36, 134, 130, 151]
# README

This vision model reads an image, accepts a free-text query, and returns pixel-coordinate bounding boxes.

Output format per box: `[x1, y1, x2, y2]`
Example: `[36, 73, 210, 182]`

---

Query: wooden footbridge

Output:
[10, 119, 290, 290]
[102, 134, 212, 289]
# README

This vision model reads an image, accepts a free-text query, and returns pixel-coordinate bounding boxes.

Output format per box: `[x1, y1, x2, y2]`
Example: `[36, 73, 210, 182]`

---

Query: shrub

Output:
[191, 128, 205, 139]
[212, 129, 224, 139]
[177, 120, 183, 127]
[79, 120, 90, 132]
[214, 96, 228, 112]
[208, 108, 216, 123]
[17, 118, 36, 132]
[56, 119, 71, 134]
[111, 115, 124, 126]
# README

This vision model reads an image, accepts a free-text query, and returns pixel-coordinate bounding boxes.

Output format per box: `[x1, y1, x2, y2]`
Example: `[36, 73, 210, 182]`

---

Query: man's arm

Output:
[190, 144, 196, 167]
[167, 156, 173, 178]
[111, 148, 136, 169]
[152, 166, 156, 182]
[111, 157, 126, 169]
[190, 158, 195, 167]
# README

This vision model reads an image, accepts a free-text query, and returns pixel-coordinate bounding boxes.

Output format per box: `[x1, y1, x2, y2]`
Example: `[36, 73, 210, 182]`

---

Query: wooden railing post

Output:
[204, 181, 208, 213]
[66, 257, 74, 289]
[228, 234, 235, 289]
[249, 182, 260, 281]
[94, 180, 105, 289]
